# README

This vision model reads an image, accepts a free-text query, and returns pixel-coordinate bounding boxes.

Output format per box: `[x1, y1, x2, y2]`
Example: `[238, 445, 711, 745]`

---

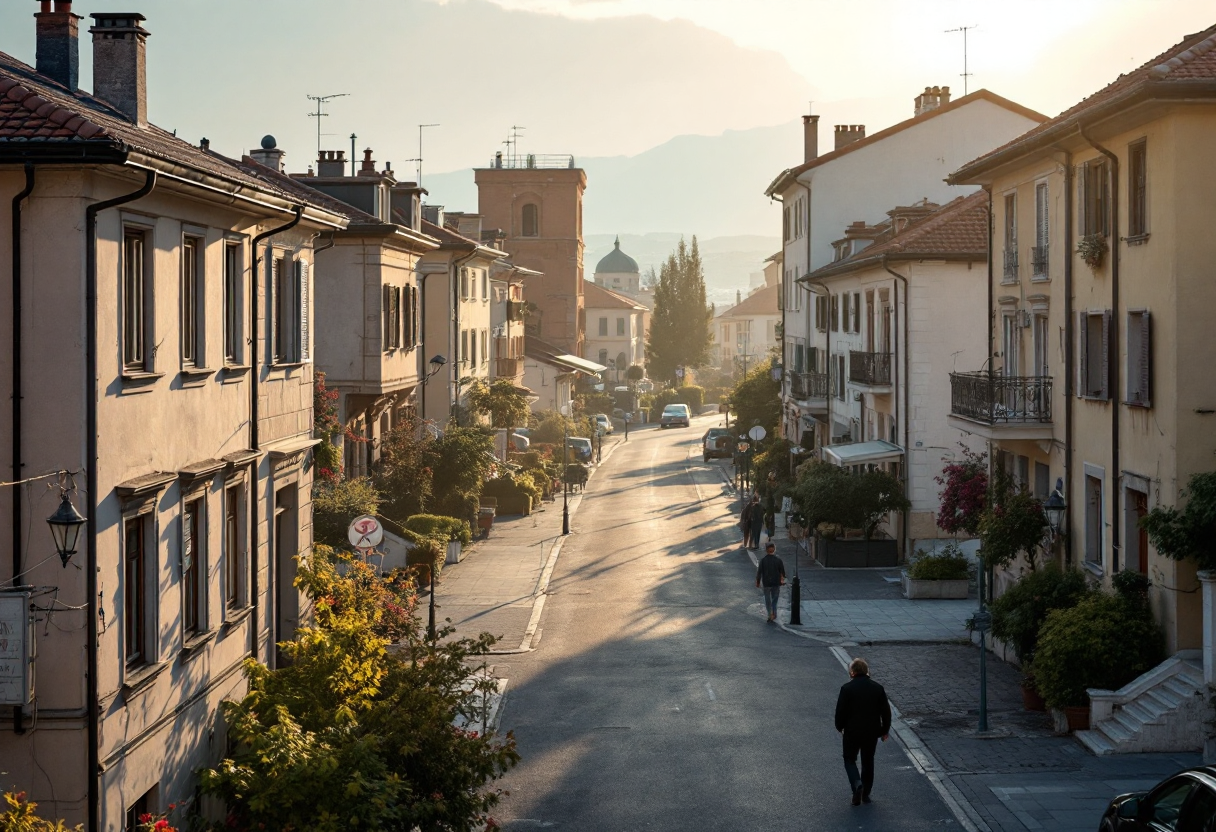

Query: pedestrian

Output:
[834, 657, 892, 806]
[762, 471, 779, 541]
[755, 541, 785, 622]
[746, 494, 764, 549]
[739, 499, 753, 548]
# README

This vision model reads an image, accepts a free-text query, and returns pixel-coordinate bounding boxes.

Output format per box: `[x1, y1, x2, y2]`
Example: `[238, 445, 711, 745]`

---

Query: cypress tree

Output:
[645, 236, 713, 384]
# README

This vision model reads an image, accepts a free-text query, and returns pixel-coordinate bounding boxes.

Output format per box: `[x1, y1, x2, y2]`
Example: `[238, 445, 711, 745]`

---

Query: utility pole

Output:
[306, 93, 349, 161]
[418, 123, 440, 186]
[945, 25, 977, 95]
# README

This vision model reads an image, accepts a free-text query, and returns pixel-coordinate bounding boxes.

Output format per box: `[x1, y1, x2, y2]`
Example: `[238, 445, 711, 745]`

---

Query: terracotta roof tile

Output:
[583, 280, 646, 310]
[719, 283, 779, 318]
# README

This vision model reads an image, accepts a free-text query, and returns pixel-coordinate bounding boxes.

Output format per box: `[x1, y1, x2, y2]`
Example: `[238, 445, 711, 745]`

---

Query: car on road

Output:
[702, 427, 735, 461]
[659, 403, 691, 428]
[594, 414, 614, 434]
[1098, 765, 1216, 831]
[566, 437, 593, 463]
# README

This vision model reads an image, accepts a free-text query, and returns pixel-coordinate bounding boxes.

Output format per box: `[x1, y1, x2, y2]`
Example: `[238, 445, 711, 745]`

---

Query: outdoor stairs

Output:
[1076, 653, 1208, 755]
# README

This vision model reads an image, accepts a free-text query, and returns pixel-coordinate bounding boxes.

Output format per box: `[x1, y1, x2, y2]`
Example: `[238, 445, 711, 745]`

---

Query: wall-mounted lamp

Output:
[47, 492, 86, 568]
[1043, 477, 1067, 540]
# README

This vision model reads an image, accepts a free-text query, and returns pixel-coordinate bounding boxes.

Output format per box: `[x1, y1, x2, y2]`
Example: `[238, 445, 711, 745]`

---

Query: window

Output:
[1034, 462, 1051, 500]
[852, 292, 861, 335]
[182, 499, 203, 636]
[522, 203, 539, 237]
[1033, 182, 1049, 279]
[123, 230, 148, 371]
[125, 789, 155, 832]
[598, 348, 608, 365]
[273, 257, 309, 363]
[124, 516, 147, 666]
[481, 271, 489, 301]
[835, 354, 846, 399]
[225, 485, 243, 609]
[815, 295, 828, 331]
[1079, 310, 1112, 399]
[1003, 193, 1018, 282]
[1015, 455, 1030, 491]
[1032, 313, 1049, 378]
[408, 286, 418, 348]
[1126, 310, 1152, 407]
[470, 329, 478, 368]
[840, 293, 850, 333]
[181, 236, 203, 367]
[1148, 778, 1195, 830]
[598, 317, 608, 336]
[481, 328, 488, 365]
[383, 285, 402, 350]
[616, 317, 625, 336]
[460, 268, 470, 301]
[1129, 140, 1148, 238]
[461, 329, 469, 363]
[1080, 158, 1110, 237]
[1001, 312, 1021, 377]
[831, 294, 839, 332]
[223, 243, 242, 364]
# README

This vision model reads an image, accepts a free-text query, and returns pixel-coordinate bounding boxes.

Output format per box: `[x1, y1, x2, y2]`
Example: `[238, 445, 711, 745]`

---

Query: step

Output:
[1100, 718, 1134, 744]
[1145, 687, 1184, 710]
[1162, 677, 1202, 700]
[1076, 729, 1116, 756]
[1113, 708, 1147, 735]
[1122, 698, 1166, 725]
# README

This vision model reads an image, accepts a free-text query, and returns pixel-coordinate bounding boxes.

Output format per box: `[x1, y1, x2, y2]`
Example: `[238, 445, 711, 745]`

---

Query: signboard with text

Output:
[0, 593, 32, 706]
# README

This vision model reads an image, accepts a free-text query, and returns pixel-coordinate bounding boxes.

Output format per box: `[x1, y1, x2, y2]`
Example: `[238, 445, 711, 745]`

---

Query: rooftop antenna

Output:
[306, 93, 349, 161]
[509, 125, 526, 167]
[418, 123, 440, 186]
[944, 25, 977, 95]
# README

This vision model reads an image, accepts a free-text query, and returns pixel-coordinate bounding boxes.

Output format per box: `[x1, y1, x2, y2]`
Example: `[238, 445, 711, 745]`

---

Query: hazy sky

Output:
[1, 0, 1211, 182]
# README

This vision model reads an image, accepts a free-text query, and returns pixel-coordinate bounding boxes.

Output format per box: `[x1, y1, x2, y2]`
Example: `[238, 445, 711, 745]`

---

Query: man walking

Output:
[746, 494, 764, 550]
[755, 542, 785, 623]
[834, 657, 892, 806]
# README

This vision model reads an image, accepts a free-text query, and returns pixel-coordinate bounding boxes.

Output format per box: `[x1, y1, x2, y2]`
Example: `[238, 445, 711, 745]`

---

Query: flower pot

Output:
[1020, 682, 1047, 712]
[1063, 705, 1090, 732]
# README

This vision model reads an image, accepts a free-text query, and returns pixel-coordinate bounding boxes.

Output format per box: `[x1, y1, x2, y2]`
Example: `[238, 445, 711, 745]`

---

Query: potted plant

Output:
[1076, 233, 1109, 269]
[792, 461, 910, 567]
[902, 543, 972, 599]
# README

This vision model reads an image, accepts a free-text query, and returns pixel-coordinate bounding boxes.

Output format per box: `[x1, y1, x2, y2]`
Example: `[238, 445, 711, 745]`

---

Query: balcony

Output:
[1002, 248, 1019, 283]
[1031, 245, 1049, 279]
[848, 351, 892, 389]
[495, 357, 523, 379]
[789, 372, 828, 415]
[947, 371, 1054, 441]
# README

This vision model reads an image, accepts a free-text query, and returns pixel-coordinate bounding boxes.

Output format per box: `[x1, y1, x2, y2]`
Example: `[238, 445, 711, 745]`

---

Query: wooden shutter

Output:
[271, 257, 281, 363]
[1036, 183, 1049, 249]
[1100, 309, 1111, 400]
[831, 295, 839, 332]
[1077, 163, 1087, 236]
[1138, 312, 1152, 406]
[1078, 312, 1088, 397]
[410, 286, 419, 347]
[297, 260, 310, 362]
[852, 292, 861, 334]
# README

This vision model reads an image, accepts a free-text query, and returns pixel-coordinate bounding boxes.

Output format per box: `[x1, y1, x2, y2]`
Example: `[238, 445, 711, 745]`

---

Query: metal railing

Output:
[791, 371, 829, 399]
[848, 351, 892, 387]
[1031, 245, 1049, 278]
[1002, 248, 1019, 282]
[489, 154, 576, 170]
[949, 371, 1053, 424]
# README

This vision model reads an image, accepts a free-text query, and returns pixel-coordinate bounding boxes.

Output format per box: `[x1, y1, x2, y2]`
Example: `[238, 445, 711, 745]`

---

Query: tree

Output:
[729, 363, 780, 439]
[977, 466, 1047, 569]
[934, 445, 988, 536]
[374, 415, 433, 523]
[466, 379, 530, 431]
[790, 461, 909, 539]
[198, 546, 519, 831]
[625, 364, 645, 382]
[644, 237, 712, 383]
[1141, 471, 1216, 572]
[312, 477, 379, 549]
[428, 427, 495, 522]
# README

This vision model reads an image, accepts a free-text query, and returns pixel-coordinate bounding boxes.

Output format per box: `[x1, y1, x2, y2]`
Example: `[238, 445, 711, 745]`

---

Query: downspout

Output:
[248, 205, 304, 665]
[802, 181, 813, 447]
[11, 162, 35, 735]
[984, 186, 995, 602]
[85, 168, 158, 832]
[1079, 128, 1120, 573]
[882, 259, 911, 560]
[419, 271, 436, 419]
[1060, 147, 1075, 567]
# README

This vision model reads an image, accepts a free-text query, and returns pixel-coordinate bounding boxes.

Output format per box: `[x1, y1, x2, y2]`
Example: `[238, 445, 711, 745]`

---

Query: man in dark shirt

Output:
[754, 542, 785, 623]
[834, 657, 892, 806]
[746, 494, 764, 550]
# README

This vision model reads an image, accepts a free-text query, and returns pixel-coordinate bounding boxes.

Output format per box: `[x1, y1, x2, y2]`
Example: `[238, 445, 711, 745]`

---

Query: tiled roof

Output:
[583, 280, 646, 311]
[421, 218, 478, 248]
[719, 283, 779, 318]
[0, 49, 335, 214]
[807, 191, 988, 280]
[952, 24, 1216, 181]
[765, 89, 1048, 196]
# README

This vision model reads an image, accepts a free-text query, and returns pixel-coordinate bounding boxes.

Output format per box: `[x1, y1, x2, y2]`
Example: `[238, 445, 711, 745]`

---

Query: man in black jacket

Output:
[834, 657, 892, 806]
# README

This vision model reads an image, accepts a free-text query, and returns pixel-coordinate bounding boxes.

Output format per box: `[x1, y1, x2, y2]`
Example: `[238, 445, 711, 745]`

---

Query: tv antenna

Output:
[307, 93, 349, 160]
[506, 125, 526, 167]
[945, 25, 977, 95]
[417, 123, 440, 186]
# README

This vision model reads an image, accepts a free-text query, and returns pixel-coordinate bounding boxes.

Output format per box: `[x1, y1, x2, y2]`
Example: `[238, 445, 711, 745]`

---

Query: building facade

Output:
[583, 281, 647, 382]
[716, 281, 781, 373]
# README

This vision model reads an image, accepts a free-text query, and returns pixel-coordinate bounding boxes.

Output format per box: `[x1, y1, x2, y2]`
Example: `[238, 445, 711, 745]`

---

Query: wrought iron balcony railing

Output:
[848, 351, 892, 387]
[1031, 245, 1049, 278]
[1002, 248, 1019, 282]
[791, 371, 829, 400]
[949, 371, 1052, 424]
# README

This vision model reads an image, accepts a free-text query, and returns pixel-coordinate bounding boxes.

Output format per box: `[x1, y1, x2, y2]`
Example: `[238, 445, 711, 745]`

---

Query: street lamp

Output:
[419, 354, 447, 418]
[560, 403, 571, 535]
[1043, 478, 1067, 541]
[47, 490, 86, 568]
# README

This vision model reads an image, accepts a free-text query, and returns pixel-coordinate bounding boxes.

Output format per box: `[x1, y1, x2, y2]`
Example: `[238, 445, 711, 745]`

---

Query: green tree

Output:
[427, 427, 495, 523]
[1141, 471, 1216, 571]
[374, 415, 433, 523]
[466, 379, 530, 431]
[625, 364, 645, 382]
[198, 546, 518, 831]
[977, 466, 1047, 569]
[790, 461, 909, 539]
[729, 363, 781, 439]
[645, 237, 712, 383]
[314, 372, 354, 483]
[312, 477, 379, 549]
[0, 792, 81, 832]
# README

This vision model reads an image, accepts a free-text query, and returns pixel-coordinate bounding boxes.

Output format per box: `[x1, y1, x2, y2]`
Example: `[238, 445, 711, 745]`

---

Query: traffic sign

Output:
[748, 425, 767, 442]
[347, 515, 383, 550]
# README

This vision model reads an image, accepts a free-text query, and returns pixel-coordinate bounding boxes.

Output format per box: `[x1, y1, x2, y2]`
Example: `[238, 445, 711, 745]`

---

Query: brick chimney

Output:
[35, 1, 81, 91]
[89, 13, 149, 126]
[358, 147, 378, 177]
[316, 150, 346, 177]
[802, 114, 819, 163]
[834, 125, 866, 151]
[914, 85, 953, 117]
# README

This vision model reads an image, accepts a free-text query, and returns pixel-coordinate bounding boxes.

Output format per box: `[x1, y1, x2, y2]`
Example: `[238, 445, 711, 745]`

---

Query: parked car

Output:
[659, 403, 691, 428]
[566, 437, 593, 463]
[1099, 765, 1216, 831]
[594, 414, 614, 434]
[702, 427, 735, 461]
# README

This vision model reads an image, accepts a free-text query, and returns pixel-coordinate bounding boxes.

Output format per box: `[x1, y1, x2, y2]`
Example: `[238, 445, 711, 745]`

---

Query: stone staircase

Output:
[1076, 653, 1208, 755]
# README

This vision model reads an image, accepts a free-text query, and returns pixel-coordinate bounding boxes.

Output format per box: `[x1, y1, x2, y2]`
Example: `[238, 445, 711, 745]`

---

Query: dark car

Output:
[1099, 765, 1216, 831]
[702, 427, 735, 462]
[566, 437, 593, 463]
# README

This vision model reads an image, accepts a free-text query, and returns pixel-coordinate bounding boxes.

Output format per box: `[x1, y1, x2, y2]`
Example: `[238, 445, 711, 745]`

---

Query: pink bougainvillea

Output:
[934, 446, 988, 536]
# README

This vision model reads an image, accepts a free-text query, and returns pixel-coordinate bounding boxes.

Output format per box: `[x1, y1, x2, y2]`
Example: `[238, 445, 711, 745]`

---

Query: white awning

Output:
[823, 440, 905, 467]
[551, 354, 608, 375]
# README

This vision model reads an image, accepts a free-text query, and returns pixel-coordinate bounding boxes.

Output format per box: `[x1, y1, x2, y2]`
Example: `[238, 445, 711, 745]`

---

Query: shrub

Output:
[1140, 471, 1216, 571]
[674, 385, 704, 410]
[405, 514, 472, 546]
[403, 530, 446, 580]
[934, 444, 987, 536]
[977, 467, 1047, 569]
[989, 565, 1091, 664]
[791, 461, 910, 539]
[907, 543, 971, 581]
[481, 475, 535, 514]
[564, 462, 589, 488]
[1032, 593, 1165, 709]
[532, 410, 571, 444]
[1112, 569, 1152, 608]
[312, 477, 379, 549]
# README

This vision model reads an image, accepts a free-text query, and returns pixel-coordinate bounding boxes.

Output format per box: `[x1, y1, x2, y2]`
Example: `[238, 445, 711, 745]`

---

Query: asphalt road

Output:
[493, 414, 960, 831]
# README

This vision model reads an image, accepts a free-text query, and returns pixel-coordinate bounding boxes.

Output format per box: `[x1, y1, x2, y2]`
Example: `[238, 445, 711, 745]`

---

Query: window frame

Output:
[272, 255, 309, 365]
[224, 483, 246, 611]
[1125, 309, 1152, 408]
[1078, 310, 1112, 400]
[598, 317, 608, 337]
[1033, 181, 1049, 280]
[1080, 157, 1111, 238]
[521, 203, 539, 237]
[181, 497, 204, 637]
[223, 241, 243, 365]
[1003, 192, 1018, 283]
[383, 284, 402, 351]
[180, 235, 205, 368]
[616, 317, 626, 336]
[1128, 139, 1148, 239]
[124, 515, 148, 667]
[122, 227, 151, 373]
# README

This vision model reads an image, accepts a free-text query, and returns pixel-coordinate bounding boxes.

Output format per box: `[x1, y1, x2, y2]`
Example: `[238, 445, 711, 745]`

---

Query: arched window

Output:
[522, 203, 539, 237]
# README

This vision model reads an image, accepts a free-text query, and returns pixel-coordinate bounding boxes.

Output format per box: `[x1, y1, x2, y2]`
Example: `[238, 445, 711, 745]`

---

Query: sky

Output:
[1, 0, 1212, 222]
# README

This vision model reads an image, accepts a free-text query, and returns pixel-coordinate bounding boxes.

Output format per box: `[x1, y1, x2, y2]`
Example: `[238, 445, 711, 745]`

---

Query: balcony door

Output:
[1002, 313, 1021, 377]
[1032, 313, 1049, 378]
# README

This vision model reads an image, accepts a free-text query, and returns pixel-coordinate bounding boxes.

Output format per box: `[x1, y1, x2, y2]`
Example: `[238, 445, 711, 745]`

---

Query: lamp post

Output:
[419, 354, 447, 421]
[420, 354, 447, 641]
[46, 490, 86, 568]
[1044, 478, 1067, 543]
[560, 403, 570, 535]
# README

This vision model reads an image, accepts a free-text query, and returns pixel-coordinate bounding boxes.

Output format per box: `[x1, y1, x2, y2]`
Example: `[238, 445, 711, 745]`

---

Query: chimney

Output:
[316, 150, 346, 177]
[89, 13, 150, 126]
[802, 114, 819, 163]
[391, 182, 427, 232]
[834, 125, 866, 151]
[915, 85, 953, 117]
[736, 290, 742, 306]
[421, 204, 445, 229]
[940, 85, 951, 105]
[249, 135, 285, 172]
[358, 147, 377, 177]
[36, 1, 81, 91]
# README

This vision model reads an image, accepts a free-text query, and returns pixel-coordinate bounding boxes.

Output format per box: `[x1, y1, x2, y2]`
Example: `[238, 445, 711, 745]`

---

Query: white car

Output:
[594, 414, 614, 434]
[660, 403, 691, 428]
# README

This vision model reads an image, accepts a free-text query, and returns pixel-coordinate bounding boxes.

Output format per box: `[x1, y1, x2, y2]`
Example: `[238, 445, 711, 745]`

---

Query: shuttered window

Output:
[182, 499, 202, 636]
[1079, 159, 1110, 237]
[1033, 183, 1049, 279]
[181, 237, 203, 367]
[831, 294, 839, 332]
[852, 292, 861, 335]
[522, 204, 539, 237]
[298, 260, 310, 362]
[224, 243, 242, 364]
[1125, 310, 1152, 407]
[383, 285, 402, 350]
[1078, 310, 1112, 400]
[1129, 140, 1148, 237]
[123, 231, 148, 371]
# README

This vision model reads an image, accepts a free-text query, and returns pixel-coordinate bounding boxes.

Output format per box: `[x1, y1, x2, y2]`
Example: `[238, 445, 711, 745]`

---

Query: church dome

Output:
[595, 236, 639, 274]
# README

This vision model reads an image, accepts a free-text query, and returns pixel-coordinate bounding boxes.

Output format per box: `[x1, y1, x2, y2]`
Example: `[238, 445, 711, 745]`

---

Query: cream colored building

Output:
[0, 7, 345, 826]
[583, 280, 647, 381]
[949, 23, 1216, 752]
[717, 282, 781, 372]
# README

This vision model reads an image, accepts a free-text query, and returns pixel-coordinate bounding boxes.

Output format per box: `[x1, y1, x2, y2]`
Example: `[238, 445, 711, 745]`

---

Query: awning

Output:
[823, 440, 905, 467]
[550, 354, 608, 375]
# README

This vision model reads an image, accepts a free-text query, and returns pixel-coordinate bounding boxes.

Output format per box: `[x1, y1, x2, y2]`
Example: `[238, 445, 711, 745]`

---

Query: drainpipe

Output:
[801, 181, 814, 448]
[1079, 128, 1121, 574]
[85, 168, 158, 832]
[1059, 147, 1075, 568]
[10, 162, 35, 735]
[248, 205, 304, 665]
[882, 259, 911, 560]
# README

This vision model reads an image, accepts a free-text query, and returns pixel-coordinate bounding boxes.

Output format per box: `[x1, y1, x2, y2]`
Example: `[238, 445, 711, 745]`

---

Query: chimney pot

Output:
[358, 147, 377, 176]
[249, 135, 286, 172]
[89, 13, 150, 126]
[833, 124, 866, 151]
[35, 0, 82, 91]
[316, 149, 346, 177]
[802, 114, 820, 163]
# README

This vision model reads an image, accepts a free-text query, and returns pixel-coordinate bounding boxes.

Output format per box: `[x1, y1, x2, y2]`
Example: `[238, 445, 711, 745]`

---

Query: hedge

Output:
[404, 514, 472, 547]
